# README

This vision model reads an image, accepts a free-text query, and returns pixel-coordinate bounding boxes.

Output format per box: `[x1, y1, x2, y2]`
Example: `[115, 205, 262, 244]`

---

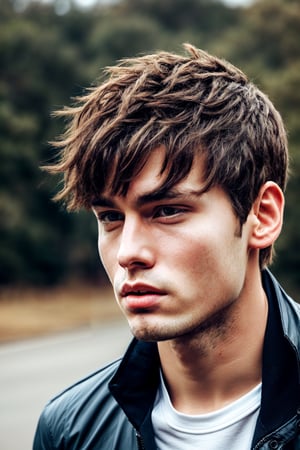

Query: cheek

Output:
[173, 227, 238, 279]
[98, 237, 117, 282]
[177, 228, 216, 259]
[163, 232, 213, 281]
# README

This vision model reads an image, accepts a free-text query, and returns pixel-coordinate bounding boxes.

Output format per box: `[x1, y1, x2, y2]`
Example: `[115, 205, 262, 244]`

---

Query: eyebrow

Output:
[136, 186, 205, 206]
[92, 185, 207, 209]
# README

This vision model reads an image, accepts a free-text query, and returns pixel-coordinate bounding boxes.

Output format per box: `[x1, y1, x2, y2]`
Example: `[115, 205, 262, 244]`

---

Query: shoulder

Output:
[33, 358, 135, 449]
[49, 357, 121, 405]
[42, 358, 120, 413]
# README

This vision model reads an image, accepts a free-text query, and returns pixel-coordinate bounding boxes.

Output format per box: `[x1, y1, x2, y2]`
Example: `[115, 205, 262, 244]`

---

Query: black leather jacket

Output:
[33, 270, 300, 449]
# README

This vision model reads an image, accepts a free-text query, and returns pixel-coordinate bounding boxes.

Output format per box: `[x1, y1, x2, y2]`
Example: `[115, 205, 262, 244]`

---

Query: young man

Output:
[33, 45, 300, 449]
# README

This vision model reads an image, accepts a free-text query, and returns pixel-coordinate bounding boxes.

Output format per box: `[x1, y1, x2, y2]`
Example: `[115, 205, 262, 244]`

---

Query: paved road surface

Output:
[0, 319, 131, 450]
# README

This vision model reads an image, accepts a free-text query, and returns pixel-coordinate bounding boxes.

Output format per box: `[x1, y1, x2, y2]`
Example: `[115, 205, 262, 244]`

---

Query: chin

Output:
[129, 319, 184, 342]
[131, 328, 165, 342]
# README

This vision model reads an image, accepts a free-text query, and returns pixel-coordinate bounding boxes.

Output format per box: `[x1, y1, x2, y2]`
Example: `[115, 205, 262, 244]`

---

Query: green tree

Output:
[0, 0, 99, 285]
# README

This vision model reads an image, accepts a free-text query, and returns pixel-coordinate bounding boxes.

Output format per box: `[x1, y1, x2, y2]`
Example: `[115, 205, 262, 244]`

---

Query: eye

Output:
[153, 205, 185, 219]
[97, 210, 124, 224]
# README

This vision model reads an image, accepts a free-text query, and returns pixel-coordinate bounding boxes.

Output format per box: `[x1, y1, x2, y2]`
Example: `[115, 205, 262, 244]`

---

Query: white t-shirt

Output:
[151, 373, 261, 450]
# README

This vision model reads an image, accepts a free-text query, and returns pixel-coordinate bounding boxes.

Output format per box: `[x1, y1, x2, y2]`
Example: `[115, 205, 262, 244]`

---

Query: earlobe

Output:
[249, 181, 284, 250]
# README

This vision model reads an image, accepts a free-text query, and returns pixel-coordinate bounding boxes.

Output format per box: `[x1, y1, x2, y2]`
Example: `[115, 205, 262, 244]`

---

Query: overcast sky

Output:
[40, 0, 255, 10]
[222, 0, 253, 5]
[76, 0, 254, 7]
[15, 0, 254, 15]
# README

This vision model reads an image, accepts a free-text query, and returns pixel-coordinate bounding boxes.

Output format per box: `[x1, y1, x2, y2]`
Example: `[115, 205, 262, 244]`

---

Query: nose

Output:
[117, 216, 155, 271]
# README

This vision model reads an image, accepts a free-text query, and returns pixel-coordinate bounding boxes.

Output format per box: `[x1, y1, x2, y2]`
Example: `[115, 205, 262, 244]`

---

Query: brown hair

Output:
[48, 44, 288, 267]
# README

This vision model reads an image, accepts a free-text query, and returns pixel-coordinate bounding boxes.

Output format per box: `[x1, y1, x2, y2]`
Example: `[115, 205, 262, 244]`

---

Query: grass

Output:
[0, 284, 121, 343]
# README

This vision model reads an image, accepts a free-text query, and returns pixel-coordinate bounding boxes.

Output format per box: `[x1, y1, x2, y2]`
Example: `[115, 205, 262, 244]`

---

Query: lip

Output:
[120, 283, 166, 312]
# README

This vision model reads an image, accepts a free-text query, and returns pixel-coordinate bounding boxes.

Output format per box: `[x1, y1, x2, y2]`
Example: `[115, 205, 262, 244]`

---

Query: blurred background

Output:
[1, 0, 300, 303]
[1, 0, 300, 302]
[0, 0, 299, 447]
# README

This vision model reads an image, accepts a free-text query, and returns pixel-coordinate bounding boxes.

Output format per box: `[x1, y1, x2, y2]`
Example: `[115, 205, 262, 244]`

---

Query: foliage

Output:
[0, 0, 299, 295]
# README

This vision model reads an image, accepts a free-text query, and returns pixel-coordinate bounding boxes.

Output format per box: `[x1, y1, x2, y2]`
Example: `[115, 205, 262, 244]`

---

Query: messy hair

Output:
[48, 44, 288, 267]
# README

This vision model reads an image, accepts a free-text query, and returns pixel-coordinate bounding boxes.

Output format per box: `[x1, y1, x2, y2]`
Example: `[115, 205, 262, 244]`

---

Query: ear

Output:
[249, 181, 284, 250]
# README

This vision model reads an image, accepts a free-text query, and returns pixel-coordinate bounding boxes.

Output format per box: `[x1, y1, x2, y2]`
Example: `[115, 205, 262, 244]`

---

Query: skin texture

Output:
[93, 146, 284, 413]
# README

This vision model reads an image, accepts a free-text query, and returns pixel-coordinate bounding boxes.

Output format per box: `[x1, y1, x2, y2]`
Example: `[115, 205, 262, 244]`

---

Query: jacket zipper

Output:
[135, 430, 146, 450]
[252, 436, 272, 449]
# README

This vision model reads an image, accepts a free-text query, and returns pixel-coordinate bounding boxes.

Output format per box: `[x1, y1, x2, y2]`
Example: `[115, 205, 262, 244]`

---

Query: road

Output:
[0, 319, 131, 450]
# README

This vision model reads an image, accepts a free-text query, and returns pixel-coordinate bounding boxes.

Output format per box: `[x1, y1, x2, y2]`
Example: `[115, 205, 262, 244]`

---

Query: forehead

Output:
[99, 141, 208, 200]
[99, 147, 206, 204]
[128, 147, 168, 191]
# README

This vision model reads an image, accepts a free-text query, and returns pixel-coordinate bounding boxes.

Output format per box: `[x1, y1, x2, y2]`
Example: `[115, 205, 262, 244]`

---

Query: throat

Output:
[157, 308, 266, 415]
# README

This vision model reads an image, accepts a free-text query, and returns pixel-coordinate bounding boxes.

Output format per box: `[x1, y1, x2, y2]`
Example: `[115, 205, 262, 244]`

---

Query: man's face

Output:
[93, 148, 254, 342]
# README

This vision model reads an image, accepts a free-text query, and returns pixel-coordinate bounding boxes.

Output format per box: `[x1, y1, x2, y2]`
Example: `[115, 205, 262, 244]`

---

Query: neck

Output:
[157, 271, 268, 414]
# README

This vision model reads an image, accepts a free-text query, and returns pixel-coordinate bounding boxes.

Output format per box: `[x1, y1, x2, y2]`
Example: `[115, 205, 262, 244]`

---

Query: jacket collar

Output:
[265, 269, 300, 363]
[252, 269, 300, 445]
[109, 337, 160, 430]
